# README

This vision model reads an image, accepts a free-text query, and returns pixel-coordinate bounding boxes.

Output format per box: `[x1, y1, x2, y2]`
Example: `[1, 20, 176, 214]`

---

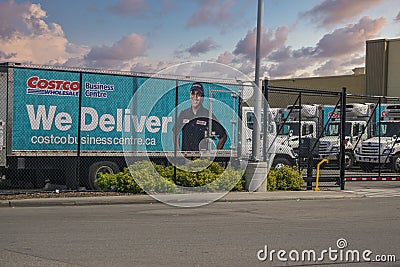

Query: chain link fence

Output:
[267, 83, 400, 189]
[266, 84, 344, 189]
[0, 63, 249, 194]
[346, 94, 400, 181]
[1, 63, 400, 194]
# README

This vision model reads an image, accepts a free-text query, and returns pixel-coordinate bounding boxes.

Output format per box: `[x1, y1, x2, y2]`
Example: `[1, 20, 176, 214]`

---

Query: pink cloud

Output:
[83, 33, 148, 70]
[187, 37, 219, 56]
[0, 50, 16, 59]
[216, 51, 234, 65]
[85, 33, 147, 62]
[315, 16, 386, 57]
[0, 0, 34, 38]
[301, 0, 384, 27]
[267, 56, 319, 78]
[0, 1, 83, 65]
[233, 26, 288, 61]
[262, 16, 385, 78]
[174, 37, 219, 58]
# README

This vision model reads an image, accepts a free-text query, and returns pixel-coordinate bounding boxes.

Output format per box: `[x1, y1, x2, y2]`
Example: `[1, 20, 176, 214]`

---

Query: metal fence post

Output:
[298, 92, 302, 172]
[173, 79, 178, 183]
[378, 97, 382, 177]
[262, 79, 268, 162]
[306, 153, 313, 190]
[339, 87, 346, 190]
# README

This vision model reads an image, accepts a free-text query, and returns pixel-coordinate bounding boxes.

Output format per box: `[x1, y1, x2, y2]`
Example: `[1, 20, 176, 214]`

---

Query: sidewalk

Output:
[0, 189, 365, 208]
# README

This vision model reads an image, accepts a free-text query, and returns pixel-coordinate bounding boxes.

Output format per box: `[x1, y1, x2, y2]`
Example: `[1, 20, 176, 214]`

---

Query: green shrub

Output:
[267, 170, 277, 191]
[95, 167, 144, 193]
[128, 161, 177, 194]
[267, 166, 304, 191]
[173, 160, 244, 191]
[95, 159, 245, 193]
[214, 166, 245, 191]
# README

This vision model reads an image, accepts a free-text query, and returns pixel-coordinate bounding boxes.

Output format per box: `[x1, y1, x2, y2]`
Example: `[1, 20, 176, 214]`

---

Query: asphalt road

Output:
[0, 196, 399, 267]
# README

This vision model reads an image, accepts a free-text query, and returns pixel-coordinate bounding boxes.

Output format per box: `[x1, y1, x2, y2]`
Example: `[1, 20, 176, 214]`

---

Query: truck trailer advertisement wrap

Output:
[12, 68, 237, 154]
[13, 68, 81, 152]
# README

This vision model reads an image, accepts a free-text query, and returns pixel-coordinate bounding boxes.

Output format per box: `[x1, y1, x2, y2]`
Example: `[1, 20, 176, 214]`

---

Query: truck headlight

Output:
[331, 146, 339, 152]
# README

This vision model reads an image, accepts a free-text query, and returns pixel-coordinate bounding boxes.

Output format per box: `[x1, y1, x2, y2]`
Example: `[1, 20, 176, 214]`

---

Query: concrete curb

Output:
[221, 190, 365, 202]
[0, 190, 365, 208]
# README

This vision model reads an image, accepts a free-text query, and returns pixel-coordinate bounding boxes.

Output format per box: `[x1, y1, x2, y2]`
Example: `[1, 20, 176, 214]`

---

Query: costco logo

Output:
[26, 76, 80, 97]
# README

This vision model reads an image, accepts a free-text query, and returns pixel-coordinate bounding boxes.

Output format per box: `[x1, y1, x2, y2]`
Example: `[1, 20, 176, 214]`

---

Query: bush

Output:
[95, 159, 245, 193]
[267, 166, 304, 191]
[95, 167, 145, 193]
[128, 161, 177, 194]
[173, 160, 244, 191]
[216, 167, 245, 191]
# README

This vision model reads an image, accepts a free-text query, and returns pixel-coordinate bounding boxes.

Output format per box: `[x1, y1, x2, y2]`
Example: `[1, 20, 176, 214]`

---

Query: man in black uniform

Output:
[173, 82, 227, 151]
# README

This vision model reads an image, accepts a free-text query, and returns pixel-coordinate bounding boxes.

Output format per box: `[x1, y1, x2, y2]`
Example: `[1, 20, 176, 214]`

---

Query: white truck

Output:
[318, 103, 375, 169]
[241, 106, 297, 168]
[277, 104, 323, 151]
[355, 105, 400, 172]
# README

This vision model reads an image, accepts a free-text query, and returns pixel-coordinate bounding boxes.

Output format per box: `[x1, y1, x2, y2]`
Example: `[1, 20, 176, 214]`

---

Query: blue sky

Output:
[0, 0, 399, 79]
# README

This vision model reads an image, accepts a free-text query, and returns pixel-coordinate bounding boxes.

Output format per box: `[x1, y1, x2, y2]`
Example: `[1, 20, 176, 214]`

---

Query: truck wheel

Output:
[392, 155, 400, 173]
[359, 163, 373, 172]
[87, 161, 119, 190]
[272, 157, 292, 169]
[344, 152, 354, 169]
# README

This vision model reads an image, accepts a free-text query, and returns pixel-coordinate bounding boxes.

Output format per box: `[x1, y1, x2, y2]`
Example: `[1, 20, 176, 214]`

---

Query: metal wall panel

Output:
[269, 74, 366, 97]
[366, 39, 388, 96]
[387, 39, 400, 97]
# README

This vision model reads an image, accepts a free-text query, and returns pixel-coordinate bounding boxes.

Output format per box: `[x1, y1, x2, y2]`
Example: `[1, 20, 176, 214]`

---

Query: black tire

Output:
[392, 154, 400, 173]
[87, 161, 119, 190]
[359, 162, 373, 172]
[344, 151, 354, 169]
[272, 157, 293, 169]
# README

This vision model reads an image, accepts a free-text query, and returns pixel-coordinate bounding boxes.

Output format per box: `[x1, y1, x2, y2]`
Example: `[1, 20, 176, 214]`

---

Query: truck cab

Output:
[318, 103, 373, 169]
[241, 107, 297, 168]
[277, 120, 316, 150]
[276, 104, 322, 153]
[355, 105, 400, 172]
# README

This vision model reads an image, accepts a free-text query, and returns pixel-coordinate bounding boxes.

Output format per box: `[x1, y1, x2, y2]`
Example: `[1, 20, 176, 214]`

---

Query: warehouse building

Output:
[268, 38, 400, 97]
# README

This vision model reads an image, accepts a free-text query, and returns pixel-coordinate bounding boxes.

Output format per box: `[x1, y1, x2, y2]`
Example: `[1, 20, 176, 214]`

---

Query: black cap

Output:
[190, 82, 204, 96]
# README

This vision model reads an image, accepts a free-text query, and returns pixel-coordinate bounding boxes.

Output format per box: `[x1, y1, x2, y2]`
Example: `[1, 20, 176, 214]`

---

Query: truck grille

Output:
[319, 141, 330, 153]
[360, 143, 380, 156]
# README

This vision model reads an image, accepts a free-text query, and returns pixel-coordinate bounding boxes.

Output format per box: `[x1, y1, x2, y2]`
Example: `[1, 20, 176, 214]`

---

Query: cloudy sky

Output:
[0, 0, 399, 79]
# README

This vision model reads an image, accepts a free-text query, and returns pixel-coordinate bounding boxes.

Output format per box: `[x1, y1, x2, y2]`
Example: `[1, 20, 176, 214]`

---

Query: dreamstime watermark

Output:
[257, 238, 397, 263]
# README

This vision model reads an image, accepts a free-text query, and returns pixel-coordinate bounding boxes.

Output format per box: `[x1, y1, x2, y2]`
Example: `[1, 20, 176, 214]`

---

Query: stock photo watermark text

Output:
[257, 238, 396, 264]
